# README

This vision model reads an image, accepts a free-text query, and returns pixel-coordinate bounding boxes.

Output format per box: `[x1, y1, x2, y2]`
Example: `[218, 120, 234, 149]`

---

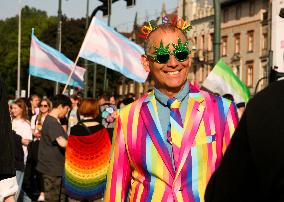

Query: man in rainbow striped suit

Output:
[105, 20, 238, 202]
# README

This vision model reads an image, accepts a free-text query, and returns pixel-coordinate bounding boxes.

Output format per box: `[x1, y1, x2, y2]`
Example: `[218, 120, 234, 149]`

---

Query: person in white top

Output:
[11, 98, 32, 201]
[67, 94, 81, 135]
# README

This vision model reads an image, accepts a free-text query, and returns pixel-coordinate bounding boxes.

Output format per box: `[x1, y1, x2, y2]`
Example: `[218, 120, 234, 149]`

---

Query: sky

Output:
[1, 0, 178, 31]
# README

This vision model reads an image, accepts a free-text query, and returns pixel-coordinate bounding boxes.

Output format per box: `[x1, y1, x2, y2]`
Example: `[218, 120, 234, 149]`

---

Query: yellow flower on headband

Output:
[139, 15, 192, 39]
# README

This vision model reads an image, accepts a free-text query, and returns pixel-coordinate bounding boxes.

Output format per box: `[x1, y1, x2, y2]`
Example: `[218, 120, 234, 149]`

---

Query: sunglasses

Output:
[40, 104, 48, 108]
[146, 38, 190, 64]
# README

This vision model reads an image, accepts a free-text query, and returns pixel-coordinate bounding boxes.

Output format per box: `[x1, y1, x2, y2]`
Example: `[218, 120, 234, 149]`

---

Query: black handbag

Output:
[22, 140, 41, 201]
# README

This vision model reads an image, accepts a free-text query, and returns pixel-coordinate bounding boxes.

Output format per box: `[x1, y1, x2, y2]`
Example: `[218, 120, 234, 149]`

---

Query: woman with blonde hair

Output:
[11, 98, 33, 201]
[31, 98, 52, 140]
[28, 98, 52, 201]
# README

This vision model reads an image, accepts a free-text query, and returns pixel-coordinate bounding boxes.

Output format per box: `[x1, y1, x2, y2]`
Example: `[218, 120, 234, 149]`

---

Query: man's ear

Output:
[141, 55, 150, 72]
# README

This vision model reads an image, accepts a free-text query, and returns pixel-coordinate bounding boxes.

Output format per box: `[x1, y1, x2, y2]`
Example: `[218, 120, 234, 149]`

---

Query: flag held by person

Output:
[29, 29, 86, 88]
[79, 17, 148, 83]
[202, 59, 250, 104]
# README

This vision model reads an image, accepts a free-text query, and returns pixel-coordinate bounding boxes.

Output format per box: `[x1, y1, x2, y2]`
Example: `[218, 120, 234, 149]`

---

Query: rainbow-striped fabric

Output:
[64, 126, 111, 200]
[105, 83, 238, 202]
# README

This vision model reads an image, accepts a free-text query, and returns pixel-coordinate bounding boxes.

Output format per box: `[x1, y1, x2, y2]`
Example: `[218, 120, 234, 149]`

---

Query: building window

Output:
[208, 33, 213, 51]
[247, 30, 254, 52]
[236, 4, 241, 19]
[223, 8, 229, 22]
[194, 36, 197, 48]
[249, 1, 255, 16]
[234, 33, 241, 53]
[261, 65, 268, 88]
[221, 36, 228, 56]
[262, 33, 268, 50]
[233, 65, 240, 77]
[246, 61, 254, 87]
[201, 35, 205, 50]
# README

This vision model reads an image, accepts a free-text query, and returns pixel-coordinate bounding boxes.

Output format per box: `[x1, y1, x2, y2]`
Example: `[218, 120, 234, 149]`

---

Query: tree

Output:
[0, 6, 57, 96]
[0, 6, 123, 97]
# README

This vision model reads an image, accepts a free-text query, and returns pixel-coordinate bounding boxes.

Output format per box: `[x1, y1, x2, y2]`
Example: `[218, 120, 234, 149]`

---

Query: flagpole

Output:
[62, 55, 80, 94]
[28, 74, 31, 98]
[17, 0, 22, 98]
[62, 17, 95, 95]
[55, 0, 62, 95]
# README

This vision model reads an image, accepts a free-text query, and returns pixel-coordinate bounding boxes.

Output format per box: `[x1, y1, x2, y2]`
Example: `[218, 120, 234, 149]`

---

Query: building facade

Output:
[220, 0, 270, 94]
[177, 0, 270, 94]
[178, 0, 215, 86]
[117, 0, 271, 98]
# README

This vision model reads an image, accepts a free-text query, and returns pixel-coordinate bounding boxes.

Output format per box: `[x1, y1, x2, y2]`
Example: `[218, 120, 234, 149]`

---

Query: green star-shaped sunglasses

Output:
[146, 37, 191, 64]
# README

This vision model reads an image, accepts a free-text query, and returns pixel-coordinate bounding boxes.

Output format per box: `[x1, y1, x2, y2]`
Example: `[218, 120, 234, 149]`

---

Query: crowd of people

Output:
[1, 91, 136, 202]
[1, 15, 284, 202]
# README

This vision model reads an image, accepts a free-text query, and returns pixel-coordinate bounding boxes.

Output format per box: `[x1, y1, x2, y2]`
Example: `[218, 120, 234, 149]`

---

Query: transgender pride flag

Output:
[79, 17, 148, 83]
[29, 30, 86, 88]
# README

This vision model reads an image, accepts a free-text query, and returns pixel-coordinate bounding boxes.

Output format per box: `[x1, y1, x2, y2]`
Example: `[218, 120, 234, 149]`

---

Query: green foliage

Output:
[0, 5, 123, 98]
[0, 6, 57, 96]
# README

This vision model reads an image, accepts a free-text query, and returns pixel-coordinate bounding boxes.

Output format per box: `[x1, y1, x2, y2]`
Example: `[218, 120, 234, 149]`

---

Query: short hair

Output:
[70, 94, 80, 101]
[13, 98, 28, 120]
[144, 23, 188, 53]
[51, 94, 72, 108]
[78, 98, 99, 118]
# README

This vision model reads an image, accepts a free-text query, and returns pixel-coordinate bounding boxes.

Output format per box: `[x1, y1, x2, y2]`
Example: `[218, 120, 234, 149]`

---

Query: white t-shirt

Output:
[67, 108, 79, 135]
[12, 119, 33, 165]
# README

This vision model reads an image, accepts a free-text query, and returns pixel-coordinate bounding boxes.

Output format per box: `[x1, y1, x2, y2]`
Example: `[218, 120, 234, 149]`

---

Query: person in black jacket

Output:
[205, 79, 284, 202]
[0, 77, 18, 201]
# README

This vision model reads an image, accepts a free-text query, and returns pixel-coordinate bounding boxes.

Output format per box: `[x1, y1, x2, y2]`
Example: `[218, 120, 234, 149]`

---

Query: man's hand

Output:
[56, 136, 68, 148]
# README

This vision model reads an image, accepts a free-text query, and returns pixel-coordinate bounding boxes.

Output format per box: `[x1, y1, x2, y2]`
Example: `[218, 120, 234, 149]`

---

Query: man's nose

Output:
[167, 54, 178, 68]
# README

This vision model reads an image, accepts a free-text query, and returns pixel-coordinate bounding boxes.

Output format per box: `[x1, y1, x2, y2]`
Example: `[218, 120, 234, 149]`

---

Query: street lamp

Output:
[213, 0, 221, 65]
[17, 0, 22, 98]
[55, 0, 62, 95]
[84, 0, 90, 98]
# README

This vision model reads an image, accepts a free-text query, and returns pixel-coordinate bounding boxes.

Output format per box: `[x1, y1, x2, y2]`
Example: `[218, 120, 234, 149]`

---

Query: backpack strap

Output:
[77, 119, 97, 135]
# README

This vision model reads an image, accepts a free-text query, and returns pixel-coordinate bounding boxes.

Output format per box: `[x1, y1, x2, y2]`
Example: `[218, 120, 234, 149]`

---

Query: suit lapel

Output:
[140, 92, 175, 177]
[174, 91, 205, 183]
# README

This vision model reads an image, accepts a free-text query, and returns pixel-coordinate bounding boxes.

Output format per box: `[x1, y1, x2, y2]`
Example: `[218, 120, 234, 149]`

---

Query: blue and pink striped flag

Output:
[79, 17, 148, 83]
[29, 30, 86, 88]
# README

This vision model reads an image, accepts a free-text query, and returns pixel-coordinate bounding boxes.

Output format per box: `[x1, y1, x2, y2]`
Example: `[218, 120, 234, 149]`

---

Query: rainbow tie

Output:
[167, 98, 183, 168]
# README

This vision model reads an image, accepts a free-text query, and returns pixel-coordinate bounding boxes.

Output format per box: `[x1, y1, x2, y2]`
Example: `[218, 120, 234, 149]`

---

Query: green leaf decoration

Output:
[172, 37, 189, 54]
[154, 40, 170, 55]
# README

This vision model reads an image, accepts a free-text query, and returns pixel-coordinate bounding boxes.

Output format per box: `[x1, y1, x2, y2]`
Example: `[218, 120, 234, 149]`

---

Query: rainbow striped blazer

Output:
[105, 84, 238, 202]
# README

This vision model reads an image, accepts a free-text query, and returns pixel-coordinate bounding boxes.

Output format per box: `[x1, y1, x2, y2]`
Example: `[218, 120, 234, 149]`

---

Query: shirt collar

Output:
[154, 82, 190, 106]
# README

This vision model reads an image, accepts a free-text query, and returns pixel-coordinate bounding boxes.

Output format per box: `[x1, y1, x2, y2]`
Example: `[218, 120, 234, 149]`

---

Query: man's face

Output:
[142, 29, 191, 96]
[58, 105, 70, 118]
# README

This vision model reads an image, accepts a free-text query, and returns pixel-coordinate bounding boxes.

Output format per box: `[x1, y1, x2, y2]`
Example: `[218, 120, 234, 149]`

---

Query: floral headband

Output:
[138, 15, 192, 39]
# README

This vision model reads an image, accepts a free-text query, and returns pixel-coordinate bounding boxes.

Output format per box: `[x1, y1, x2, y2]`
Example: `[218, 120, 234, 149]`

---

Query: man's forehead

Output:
[149, 31, 186, 44]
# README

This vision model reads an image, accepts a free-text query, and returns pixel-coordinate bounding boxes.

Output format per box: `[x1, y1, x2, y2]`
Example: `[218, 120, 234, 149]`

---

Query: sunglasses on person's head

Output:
[146, 38, 190, 64]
